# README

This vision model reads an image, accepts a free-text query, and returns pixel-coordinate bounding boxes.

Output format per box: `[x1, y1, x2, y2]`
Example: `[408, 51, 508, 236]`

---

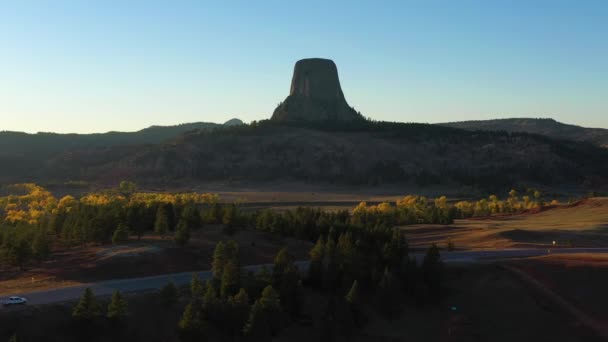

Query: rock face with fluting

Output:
[271, 58, 363, 123]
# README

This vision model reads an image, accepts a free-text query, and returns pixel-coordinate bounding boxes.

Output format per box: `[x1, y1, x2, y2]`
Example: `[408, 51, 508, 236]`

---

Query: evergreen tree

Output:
[174, 219, 191, 247]
[336, 232, 356, 287]
[4, 238, 31, 269]
[227, 288, 250, 339]
[345, 280, 360, 307]
[250, 266, 272, 298]
[107, 290, 128, 320]
[181, 204, 201, 229]
[243, 285, 283, 338]
[376, 268, 401, 318]
[345, 280, 362, 325]
[222, 203, 239, 235]
[126, 204, 147, 240]
[220, 260, 240, 298]
[118, 181, 137, 197]
[202, 280, 220, 317]
[160, 280, 178, 308]
[72, 287, 101, 320]
[307, 235, 326, 287]
[422, 243, 443, 297]
[273, 248, 302, 317]
[243, 299, 271, 340]
[322, 236, 338, 291]
[191, 273, 204, 298]
[112, 223, 129, 244]
[258, 285, 283, 334]
[212, 241, 226, 280]
[272, 247, 292, 286]
[383, 230, 407, 274]
[154, 205, 170, 238]
[178, 301, 207, 342]
[32, 229, 50, 261]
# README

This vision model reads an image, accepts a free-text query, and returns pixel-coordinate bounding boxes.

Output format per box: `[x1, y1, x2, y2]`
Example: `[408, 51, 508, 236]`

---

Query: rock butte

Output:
[271, 58, 363, 123]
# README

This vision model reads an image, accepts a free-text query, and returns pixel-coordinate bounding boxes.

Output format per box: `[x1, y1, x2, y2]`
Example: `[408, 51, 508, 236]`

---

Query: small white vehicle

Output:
[2, 296, 28, 306]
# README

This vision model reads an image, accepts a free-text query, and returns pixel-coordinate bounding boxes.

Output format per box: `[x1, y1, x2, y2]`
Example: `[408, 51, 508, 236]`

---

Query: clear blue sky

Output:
[1, 0, 606, 133]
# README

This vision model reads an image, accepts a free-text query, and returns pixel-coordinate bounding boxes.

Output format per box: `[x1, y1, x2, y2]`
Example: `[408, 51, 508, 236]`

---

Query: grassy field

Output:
[0, 226, 312, 296]
[402, 197, 608, 250]
[510, 253, 608, 330]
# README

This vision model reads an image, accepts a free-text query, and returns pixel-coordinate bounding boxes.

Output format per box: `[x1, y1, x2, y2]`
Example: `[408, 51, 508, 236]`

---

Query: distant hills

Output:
[2, 115, 608, 192]
[0, 118, 243, 154]
[0, 119, 243, 183]
[440, 118, 608, 148]
[3, 119, 602, 193]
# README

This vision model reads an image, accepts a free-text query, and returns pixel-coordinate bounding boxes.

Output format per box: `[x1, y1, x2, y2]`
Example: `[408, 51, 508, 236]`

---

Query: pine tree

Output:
[191, 273, 204, 298]
[345, 280, 360, 307]
[32, 229, 50, 261]
[345, 280, 362, 325]
[422, 243, 443, 297]
[336, 232, 356, 287]
[4, 238, 32, 269]
[72, 287, 101, 320]
[376, 268, 401, 318]
[258, 285, 282, 334]
[178, 301, 207, 342]
[272, 247, 292, 287]
[307, 235, 326, 287]
[181, 204, 201, 229]
[112, 223, 129, 244]
[211, 241, 226, 280]
[382, 230, 406, 274]
[243, 299, 270, 340]
[154, 205, 170, 238]
[322, 236, 338, 290]
[227, 288, 250, 338]
[273, 248, 301, 316]
[160, 280, 178, 308]
[252, 266, 272, 298]
[202, 280, 219, 318]
[243, 285, 282, 338]
[222, 204, 238, 235]
[107, 290, 128, 320]
[126, 205, 147, 240]
[174, 219, 190, 247]
[220, 261, 240, 298]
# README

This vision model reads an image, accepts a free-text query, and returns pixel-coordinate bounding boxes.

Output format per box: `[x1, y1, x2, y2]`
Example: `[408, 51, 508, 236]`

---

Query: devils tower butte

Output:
[271, 58, 363, 123]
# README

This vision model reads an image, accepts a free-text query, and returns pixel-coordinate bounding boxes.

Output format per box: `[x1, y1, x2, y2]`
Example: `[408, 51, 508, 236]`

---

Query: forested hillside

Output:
[1, 119, 608, 191]
[0, 120, 242, 183]
[440, 118, 608, 148]
[58, 120, 608, 191]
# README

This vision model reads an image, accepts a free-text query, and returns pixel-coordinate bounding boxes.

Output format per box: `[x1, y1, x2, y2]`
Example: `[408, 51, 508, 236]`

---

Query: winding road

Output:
[4, 247, 608, 306]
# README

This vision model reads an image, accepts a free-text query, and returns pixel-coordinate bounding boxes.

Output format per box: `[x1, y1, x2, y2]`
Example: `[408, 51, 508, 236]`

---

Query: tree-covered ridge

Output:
[116, 119, 608, 190]
[2, 118, 608, 190]
[441, 118, 608, 148]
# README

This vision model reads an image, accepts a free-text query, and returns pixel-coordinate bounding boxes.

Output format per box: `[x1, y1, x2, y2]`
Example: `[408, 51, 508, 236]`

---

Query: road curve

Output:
[4, 248, 608, 306]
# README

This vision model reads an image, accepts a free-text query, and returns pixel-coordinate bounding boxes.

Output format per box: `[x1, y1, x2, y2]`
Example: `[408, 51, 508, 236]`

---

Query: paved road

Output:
[411, 247, 608, 263]
[3, 248, 608, 306]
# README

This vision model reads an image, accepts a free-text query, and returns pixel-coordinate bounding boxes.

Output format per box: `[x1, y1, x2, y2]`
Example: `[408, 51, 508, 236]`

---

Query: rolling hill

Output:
[440, 118, 608, 148]
[0, 119, 243, 183]
[32, 120, 608, 192]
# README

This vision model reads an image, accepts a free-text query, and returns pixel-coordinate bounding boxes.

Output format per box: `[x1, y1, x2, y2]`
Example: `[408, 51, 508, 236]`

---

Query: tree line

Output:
[43, 233, 442, 342]
[0, 183, 556, 270]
